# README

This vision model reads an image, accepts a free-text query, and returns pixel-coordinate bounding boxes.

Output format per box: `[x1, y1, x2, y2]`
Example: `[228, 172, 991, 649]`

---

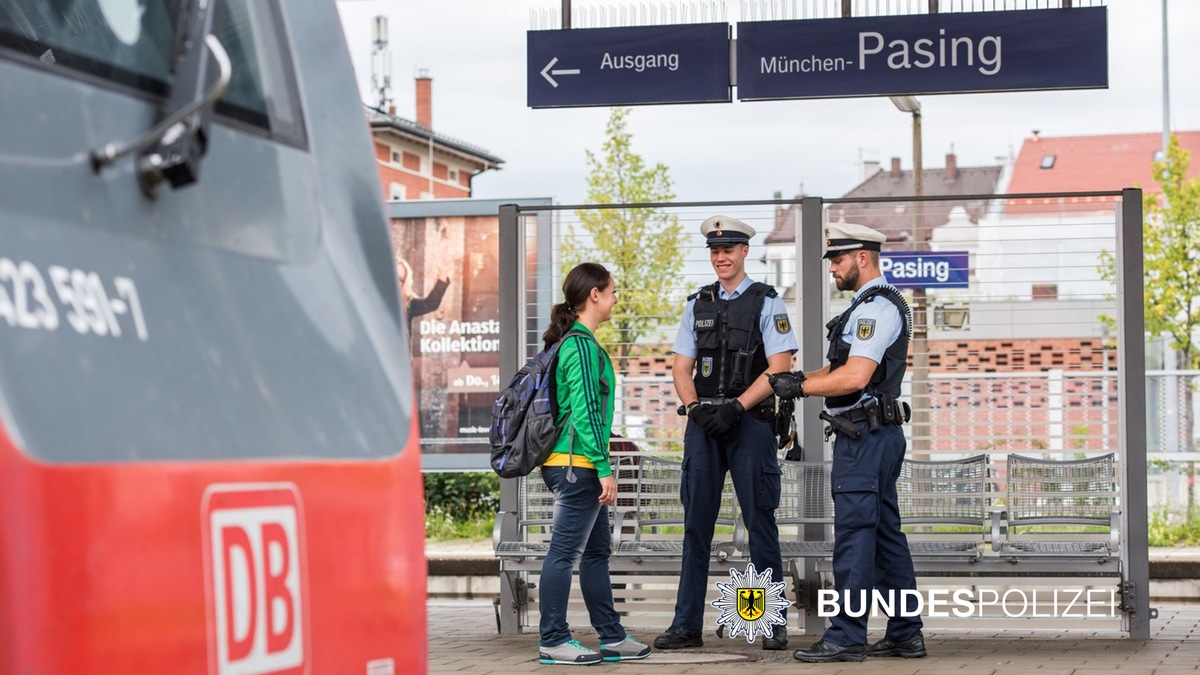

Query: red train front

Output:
[0, 0, 427, 672]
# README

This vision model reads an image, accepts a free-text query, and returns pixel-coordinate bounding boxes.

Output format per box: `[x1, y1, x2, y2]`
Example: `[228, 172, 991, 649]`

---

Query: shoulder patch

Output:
[774, 314, 791, 334]
[856, 318, 876, 340]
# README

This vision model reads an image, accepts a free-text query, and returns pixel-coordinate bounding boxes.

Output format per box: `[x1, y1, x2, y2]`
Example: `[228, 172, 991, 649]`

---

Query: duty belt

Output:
[823, 397, 910, 440]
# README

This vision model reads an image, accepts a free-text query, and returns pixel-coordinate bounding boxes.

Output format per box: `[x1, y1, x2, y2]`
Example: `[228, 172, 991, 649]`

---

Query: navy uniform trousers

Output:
[824, 420, 923, 647]
[673, 413, 784, 629]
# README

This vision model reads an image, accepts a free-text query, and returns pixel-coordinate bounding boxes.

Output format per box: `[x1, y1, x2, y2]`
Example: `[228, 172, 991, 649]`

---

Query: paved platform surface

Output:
[427, 600, 1200, 674]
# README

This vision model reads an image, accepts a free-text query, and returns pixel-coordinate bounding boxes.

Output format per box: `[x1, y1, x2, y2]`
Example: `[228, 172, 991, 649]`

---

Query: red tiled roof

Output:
[1005, 131, 1200, 215]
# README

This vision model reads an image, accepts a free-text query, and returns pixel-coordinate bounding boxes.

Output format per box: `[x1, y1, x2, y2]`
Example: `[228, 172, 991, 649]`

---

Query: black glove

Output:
[687, 403, 716, 431]
[768, 371, 806, 399]
[696, 398, 739, 437]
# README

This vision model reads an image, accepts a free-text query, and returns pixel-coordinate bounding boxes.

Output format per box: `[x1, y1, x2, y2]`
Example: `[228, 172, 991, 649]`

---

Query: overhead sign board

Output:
[737, 7, 1107, 100]
[527, 24, 731, 108]
[881, 251, 969, 289]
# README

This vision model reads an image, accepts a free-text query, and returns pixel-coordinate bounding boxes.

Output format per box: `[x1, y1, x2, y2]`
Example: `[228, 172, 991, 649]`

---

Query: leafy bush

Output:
[1149, 506, 1200, 547]
[423, 471, 499, 541]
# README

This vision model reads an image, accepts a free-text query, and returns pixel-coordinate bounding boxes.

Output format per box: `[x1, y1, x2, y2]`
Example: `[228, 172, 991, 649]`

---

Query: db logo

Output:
[203, 484, 310, 675]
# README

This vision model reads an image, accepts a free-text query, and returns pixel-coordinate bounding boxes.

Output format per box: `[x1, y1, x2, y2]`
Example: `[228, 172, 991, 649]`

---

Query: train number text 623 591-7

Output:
[0, 258, 148, 341]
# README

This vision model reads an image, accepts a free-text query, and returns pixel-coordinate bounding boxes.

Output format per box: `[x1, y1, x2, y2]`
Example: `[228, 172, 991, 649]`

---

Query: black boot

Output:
[653, 625, 703, 650]
[762, 624, 788, 650]
[793, 639, 867, 663]
[866, 631, 927, 658]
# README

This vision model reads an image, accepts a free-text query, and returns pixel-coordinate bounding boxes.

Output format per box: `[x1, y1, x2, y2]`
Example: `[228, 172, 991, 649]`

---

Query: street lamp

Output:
[890, 95, 929, 457]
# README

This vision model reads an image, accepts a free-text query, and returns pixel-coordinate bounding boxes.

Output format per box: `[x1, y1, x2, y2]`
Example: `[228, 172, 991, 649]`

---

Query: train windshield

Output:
[0, 0, 304, 144]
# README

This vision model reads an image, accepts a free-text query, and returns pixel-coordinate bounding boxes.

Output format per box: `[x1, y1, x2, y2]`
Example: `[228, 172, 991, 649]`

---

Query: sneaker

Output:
[600, 635, 651, 661]
[539, 639, 603, 665]
[653, 625, 703, 649]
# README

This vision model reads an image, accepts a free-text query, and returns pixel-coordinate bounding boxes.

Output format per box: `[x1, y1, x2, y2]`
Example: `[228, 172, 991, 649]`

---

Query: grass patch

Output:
[425, 509, 496, 541]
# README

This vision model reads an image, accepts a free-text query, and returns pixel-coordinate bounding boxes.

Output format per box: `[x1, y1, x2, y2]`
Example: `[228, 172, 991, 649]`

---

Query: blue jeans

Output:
[538, 466, 625, 647]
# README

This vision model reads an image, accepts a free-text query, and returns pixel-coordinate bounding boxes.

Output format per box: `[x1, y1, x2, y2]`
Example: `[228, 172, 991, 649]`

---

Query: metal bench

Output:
[493, 467, 555, 563]
[900, 454, 991, 563]
[994, 453, 1120, 563]
[494, 452, 1130, 634]
[612, 455, 740, 562]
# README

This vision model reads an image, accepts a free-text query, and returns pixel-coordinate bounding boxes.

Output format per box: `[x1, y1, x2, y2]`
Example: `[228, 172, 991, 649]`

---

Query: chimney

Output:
[388, 104, 396, 116]
[415, 69, 432, 128]
[890, 157, 901, 178]
[944, 153, 958, 180]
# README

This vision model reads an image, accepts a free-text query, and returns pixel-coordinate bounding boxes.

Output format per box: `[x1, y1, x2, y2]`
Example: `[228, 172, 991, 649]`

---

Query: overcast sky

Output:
[335, 1, 1199, 206]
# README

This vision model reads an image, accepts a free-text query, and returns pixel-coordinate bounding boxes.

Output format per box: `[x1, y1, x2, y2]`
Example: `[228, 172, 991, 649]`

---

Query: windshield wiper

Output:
[90, 0, 231, 198]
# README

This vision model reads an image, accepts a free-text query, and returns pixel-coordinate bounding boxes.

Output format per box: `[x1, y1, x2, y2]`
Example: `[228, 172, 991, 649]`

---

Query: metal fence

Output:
[497, 187, 1150, 636]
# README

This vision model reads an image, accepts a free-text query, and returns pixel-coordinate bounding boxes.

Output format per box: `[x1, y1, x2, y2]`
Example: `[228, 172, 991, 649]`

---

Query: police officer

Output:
[769, 222, 926, 663]
[654, 215, 796, 652]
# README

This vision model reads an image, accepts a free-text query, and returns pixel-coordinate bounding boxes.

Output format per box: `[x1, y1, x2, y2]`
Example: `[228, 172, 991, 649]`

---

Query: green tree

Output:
[563, 107, 683, 368]
[1100, 135, 1200, 369]
[1099, 134, 1200, 509]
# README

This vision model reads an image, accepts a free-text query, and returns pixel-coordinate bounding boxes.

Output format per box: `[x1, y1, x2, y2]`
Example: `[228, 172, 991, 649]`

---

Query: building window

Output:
[449, 169, 458, 182]
[1040, 154, 1056, 169]
[391, 151, 401, 164]
[389, 183, 405, 200]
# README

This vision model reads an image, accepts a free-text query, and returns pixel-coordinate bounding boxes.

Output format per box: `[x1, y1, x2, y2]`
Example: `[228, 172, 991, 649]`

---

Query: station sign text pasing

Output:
[881, 251, 969, 289]
[527, 23, 731, 108]
[736, 7, 1107, 100]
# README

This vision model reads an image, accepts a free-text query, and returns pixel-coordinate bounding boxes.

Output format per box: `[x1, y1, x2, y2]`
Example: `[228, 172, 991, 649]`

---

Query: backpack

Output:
[489, 329, 600, 478]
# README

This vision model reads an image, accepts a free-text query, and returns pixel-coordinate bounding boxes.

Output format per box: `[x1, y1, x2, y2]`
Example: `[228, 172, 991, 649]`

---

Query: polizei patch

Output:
[774, 314, 791, 334]
[856, 318, 876, 340]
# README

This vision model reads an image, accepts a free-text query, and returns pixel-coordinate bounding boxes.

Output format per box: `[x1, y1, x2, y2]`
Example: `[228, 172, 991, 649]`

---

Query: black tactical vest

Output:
[690, 281, 775, 399]
[825, 283, 912, 409]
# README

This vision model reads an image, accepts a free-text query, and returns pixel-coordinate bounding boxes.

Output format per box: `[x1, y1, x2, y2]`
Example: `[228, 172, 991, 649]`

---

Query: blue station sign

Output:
[736, 7, 1107, 100]
[527, 24, 731, 108]
[881, 251, 970, 289]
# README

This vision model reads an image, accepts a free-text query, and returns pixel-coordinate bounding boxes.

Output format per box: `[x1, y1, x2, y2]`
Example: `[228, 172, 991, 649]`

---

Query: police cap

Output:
[823, 222, 887, 259]
[700, 215, 755, 248]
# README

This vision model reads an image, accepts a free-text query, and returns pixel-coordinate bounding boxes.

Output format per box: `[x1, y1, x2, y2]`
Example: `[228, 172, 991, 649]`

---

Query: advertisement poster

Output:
[391, 215, 500, 456]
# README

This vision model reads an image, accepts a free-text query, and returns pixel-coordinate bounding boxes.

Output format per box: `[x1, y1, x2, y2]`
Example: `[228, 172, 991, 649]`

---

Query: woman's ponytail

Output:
[541, 262, 612, 350]
[542, 302, 578, 350]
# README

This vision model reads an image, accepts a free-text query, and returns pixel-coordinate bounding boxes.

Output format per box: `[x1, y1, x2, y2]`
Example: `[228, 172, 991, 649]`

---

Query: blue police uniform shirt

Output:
[671, 276, 798, 359]
[843, 276, 903, 361]
[827, 275, 903, 413]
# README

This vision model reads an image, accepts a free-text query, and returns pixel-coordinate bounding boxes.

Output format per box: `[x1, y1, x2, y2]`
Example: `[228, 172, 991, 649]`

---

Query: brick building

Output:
[368, 72, 503, 201]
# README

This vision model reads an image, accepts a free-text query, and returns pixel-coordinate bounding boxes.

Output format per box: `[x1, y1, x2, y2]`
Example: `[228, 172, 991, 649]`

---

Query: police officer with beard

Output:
[654, 216, 796, 653]
[769, 222, 926, 663]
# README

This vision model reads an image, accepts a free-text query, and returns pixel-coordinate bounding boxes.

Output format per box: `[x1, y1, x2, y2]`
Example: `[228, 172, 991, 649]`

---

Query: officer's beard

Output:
[835, 264, 860, 292]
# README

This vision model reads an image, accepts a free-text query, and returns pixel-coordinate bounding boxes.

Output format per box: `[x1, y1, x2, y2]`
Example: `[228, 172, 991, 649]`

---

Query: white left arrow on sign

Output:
[540, 57, 580, 88]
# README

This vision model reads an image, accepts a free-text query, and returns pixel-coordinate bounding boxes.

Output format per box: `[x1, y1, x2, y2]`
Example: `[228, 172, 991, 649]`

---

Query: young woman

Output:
[537, 262, 651, 666]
